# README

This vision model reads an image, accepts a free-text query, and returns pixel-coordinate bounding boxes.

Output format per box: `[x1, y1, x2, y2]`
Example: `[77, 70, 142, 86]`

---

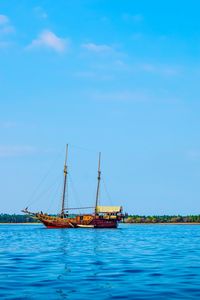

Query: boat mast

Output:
[61, 144, 68, 217]
[95, 152, 101, 214]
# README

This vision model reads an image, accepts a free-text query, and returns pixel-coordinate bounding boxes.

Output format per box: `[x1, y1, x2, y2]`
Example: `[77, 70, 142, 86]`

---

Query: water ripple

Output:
[1, 224, 200, 299]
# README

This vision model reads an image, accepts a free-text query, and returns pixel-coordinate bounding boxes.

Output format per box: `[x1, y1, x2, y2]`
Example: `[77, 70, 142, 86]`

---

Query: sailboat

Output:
[22, 145, 123, 228]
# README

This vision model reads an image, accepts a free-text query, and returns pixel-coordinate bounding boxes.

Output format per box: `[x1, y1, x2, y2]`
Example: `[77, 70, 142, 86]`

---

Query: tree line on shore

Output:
[124, 215, 200, 223]
[0, 214, 39, 223]
[1, 213, 200, 223]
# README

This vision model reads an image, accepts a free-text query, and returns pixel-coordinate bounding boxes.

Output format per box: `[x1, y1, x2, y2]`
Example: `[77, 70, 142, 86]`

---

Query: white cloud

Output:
[0, 14, 9, 25]
[131, 32, 143, 40]
[27, 30, 68, 53]
[0, 25, 15, 35]
[87, 89, 180, 104]
[0, 145, 37, 157]
[82, 43, 113, 53]
[161, 67, 180, 76]
[100, 16, 110, 24]
[74, 70, 113, 81]
[187, 150, 200, 161]
[34, 6, 48, 19]
[74, 71, 97, 78]
[89, 90, 149, 103]
[0, 121, 17, 129]
[139, 63, 181, 76]
[0, 14, 15, 36]
[132, 14, 143, 22]
[122, 13, 143, 23]
[0, 41, 10, 48]
[140, 63, 156, 73]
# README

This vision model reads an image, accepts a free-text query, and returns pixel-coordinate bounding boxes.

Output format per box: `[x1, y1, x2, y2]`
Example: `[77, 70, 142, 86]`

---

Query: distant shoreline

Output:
[0, 223, 41, 225]
[1, 222, 200, 225]
[2, 214, 200, 224]
[124, 222, 200, 225]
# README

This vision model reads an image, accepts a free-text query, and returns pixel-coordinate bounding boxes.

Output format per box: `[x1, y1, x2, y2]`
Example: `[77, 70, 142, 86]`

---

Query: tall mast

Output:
[61, 144, 68, 217]
[95, 152, 101, 214]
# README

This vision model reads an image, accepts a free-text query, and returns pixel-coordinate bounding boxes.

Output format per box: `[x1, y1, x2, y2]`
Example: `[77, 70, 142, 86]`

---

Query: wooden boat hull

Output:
[41, 219, 73, 229]
[37, 215, 76, 229]
[37, 214, 119, 229]
[90, 218, 118, 228]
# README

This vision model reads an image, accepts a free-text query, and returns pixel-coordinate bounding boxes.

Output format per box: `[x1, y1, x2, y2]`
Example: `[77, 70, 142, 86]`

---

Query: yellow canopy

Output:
[96, 206, 122, 213]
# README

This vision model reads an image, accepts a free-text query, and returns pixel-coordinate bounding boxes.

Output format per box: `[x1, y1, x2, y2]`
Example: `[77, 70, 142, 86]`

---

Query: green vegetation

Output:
[125, 215, 200, 223]
[1, 214, 200, 224]
[0, 214, 39, 223]
[0, 213, 77, 223]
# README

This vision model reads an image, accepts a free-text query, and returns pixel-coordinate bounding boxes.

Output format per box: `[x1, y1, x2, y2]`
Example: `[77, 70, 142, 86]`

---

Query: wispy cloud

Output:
[0, 41, 10, 48]
[34, 6, 48, 19]
[131, 32, 144, 40]
[74, 70, 114, 81]
[122, 13, 144, 23]
[100, 16, 110, 24]
[82, 43, 113, 53]
[187, 150, 200, 161]
[86, 89, 180, 104]
[74, 71, 97, 78]
[0, 121, 17, 129]
[0, 26, 15, 35]
[0, 145, 37, 157]
[27, 30, 68, 53]
[88, 90, 149, 103]
[0, 14, 9, 25]
[0, 14, 15, 35]
[139, 63, 181, 76]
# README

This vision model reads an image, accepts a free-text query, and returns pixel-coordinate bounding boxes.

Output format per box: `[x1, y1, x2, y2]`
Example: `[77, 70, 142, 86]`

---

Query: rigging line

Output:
[69, 143, 99, 155]
[27, 171, 63, 209]
[98, 186, 101, 206]
[35, 173, 62, 212]
[46, 178, 62, 214]
[68, 173, 82, 215]
[92, 183, 97, 209]
[65, 178, 69, 211]
[24, 152, 63, 208]
[102, 177, 114, 205]
[64, 207, 94, 210]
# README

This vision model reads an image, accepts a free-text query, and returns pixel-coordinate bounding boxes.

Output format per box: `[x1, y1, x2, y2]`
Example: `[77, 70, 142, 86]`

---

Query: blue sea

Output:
[1, 224, 200, 299]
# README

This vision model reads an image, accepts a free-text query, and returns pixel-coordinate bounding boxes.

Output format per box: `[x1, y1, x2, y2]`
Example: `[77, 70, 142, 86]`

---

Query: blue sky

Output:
[1, 0, 200, 215]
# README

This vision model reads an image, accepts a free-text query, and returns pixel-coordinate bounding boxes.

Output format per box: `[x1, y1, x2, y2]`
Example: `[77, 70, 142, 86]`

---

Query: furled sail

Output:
[96, 206, 122, 213]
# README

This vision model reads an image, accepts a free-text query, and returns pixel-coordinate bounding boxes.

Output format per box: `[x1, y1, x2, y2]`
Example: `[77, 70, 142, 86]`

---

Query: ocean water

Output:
[0, 224, 200, 300]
